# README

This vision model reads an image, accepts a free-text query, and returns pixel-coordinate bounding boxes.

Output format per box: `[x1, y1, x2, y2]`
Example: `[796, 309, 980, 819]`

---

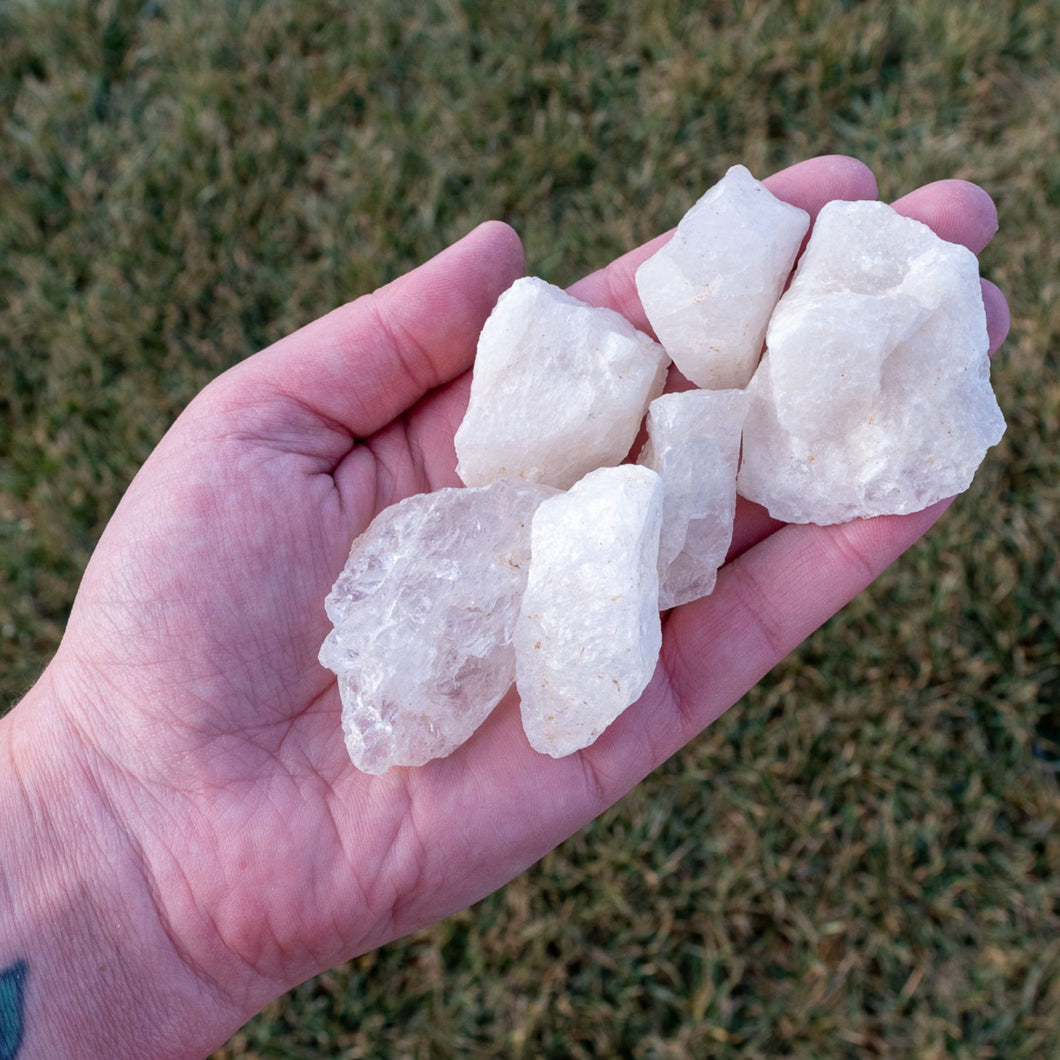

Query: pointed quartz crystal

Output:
[319, 478, 557, 773]
[455, 276, 669, 489]
[635, 165, 809, 390]
[515, 464, 664, 757]
[737, 200, 1006, 524]
[639, 388, 750, 608]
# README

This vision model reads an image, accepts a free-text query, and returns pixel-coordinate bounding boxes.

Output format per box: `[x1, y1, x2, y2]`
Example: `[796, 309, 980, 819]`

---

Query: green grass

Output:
[2, 0, 1058, 1055]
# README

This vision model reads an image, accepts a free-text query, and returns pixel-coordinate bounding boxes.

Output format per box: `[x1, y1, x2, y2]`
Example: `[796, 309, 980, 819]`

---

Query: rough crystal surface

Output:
[319, 478, 557, 773]
[455, 276, 669, 489]
[635, 164, 809, 390]
[639, 388, 750, 608]
[515, 465, 664, 757]
[738, 200, 1006, 524]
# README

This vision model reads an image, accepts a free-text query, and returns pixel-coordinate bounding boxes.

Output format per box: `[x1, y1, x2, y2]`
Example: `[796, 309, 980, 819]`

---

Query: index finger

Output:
[566, 155, 879, 327]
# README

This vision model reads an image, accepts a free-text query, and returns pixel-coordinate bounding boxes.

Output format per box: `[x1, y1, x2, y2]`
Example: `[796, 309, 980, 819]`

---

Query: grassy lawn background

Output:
[2, 0, 1057, 1055]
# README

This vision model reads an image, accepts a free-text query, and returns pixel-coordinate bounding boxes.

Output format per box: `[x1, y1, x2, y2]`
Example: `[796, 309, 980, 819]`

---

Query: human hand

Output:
[0, 156, 1009, 1058]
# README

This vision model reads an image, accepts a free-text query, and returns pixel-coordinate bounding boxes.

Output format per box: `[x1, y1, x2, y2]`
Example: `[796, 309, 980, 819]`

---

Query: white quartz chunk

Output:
[319, 478, 557, 774]
[635, 164, 809, 390]
[515, 465, 664, 757]
[737, 199, 1006, 524]
[455, 276, 669, 490]
[639, 388, 750, 608]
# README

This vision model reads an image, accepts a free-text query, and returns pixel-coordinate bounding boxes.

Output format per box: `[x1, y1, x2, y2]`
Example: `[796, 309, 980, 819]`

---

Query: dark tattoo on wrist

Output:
[0, 960, 27, 1060]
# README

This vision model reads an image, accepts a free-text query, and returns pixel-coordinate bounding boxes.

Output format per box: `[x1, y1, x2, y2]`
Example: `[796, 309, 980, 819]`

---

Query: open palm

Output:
[37, 156, 1008, 1040]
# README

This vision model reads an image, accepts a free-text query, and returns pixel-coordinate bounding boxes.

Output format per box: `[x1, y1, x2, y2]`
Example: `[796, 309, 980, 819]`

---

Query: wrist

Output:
[0, 668, 243, 1059]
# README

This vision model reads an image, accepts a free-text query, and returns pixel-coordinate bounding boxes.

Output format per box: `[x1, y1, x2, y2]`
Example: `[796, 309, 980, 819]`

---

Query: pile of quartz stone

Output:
[320, 165, 1005, 773]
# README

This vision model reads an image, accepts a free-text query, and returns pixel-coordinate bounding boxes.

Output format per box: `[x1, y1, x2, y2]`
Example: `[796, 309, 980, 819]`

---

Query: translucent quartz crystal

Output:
[638, 388, 750, 608]
[738, 200, 1006, 524]
[635, 165, 809, 390]
[455, 276, 669, 489]
[515, 465, 664, 757]
[319, 478, 557, 773]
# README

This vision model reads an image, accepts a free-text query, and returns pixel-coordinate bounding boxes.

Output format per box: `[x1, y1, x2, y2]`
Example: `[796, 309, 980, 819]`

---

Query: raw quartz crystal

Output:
[319, 478, 556, 774]
[515, 465, 664, 757]
[321, 176, 1008, 774]
[635, 164, 810, 390]
[638, 388, 750, 609]
[737, 199, 1006, 524]
[454, 276, 669, 489]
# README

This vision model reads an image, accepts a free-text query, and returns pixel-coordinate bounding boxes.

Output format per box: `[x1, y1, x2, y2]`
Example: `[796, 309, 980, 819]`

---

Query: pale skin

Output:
[0, 156, 1010, 1058]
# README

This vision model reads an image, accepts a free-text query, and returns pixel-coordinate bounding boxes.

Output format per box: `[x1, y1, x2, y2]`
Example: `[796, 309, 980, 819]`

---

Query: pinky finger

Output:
[982, 279, 1011, 355]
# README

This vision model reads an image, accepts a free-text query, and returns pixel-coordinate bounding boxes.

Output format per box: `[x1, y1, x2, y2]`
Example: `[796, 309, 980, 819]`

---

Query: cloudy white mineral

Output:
[635, 164, 809, 390]
[321, 174, 1007, 774]
[638, 388, 750, 609]
[319, 478, 556, 774]
[454, 276, 669, 490]
[515, 465, 664, 757]
[737, 199, 1006, 524]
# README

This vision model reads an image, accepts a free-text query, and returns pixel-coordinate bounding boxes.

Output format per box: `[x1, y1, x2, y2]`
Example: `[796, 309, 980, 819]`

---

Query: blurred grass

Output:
[1, 0, 1057, 1055]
